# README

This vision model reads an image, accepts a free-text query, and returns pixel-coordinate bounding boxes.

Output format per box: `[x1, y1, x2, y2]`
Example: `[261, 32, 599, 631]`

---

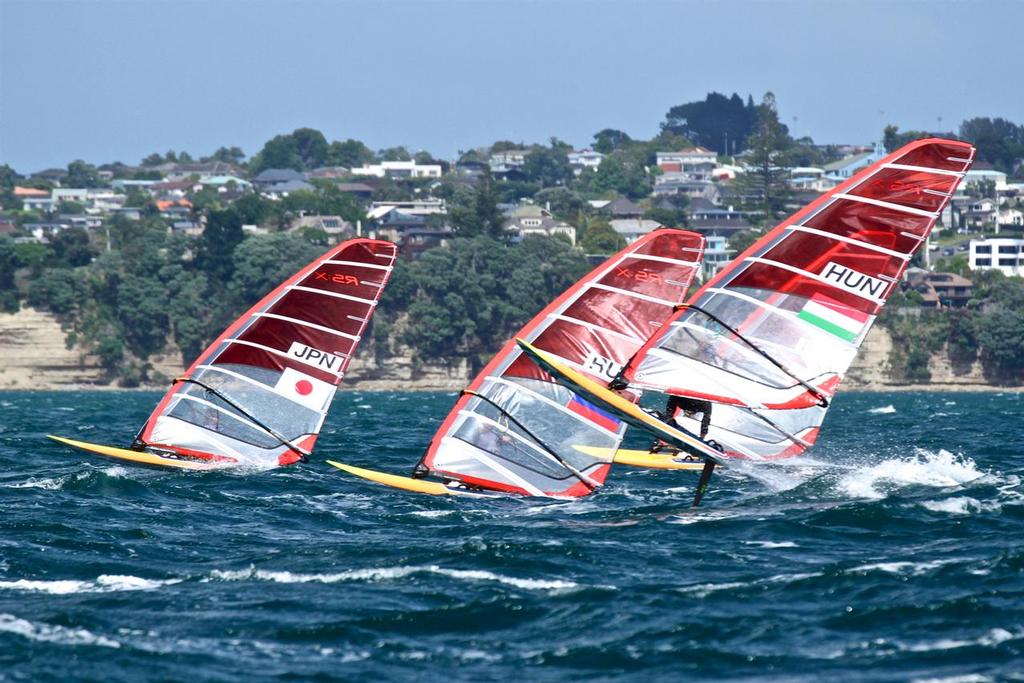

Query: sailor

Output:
[650, 394, 720, 456]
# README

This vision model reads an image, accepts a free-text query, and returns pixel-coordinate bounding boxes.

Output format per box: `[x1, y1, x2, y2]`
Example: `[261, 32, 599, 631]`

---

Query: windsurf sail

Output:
[415, 230, 705, 497]
[619, 138, 975, 460]
[134, 238, 397, 468]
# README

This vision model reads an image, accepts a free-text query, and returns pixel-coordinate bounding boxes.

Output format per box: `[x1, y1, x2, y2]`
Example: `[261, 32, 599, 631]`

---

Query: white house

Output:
[350, 161, 442, 179]
[969, 237, 1024, 277]
[702, 235, 734, 279]
[489, 150, 530, 170]
[657, 147, 717, 173]
[963, 169, 1008, 191]
[609, 218, 663, 244]
[823, 143, 886, 179]
[568, 149, 604, 175]
[369, 199, 446, 216]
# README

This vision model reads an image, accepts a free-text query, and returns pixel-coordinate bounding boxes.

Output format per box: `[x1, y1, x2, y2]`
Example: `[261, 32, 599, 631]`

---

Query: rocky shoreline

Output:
[1, 307, 1020, 394]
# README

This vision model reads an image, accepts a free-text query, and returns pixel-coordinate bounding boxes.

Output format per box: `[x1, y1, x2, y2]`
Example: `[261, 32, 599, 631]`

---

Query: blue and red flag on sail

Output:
[567, 395, 620, 432]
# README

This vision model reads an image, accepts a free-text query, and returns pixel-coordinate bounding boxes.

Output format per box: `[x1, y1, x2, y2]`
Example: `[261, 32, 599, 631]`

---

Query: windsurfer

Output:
[650, 394, 716, 456]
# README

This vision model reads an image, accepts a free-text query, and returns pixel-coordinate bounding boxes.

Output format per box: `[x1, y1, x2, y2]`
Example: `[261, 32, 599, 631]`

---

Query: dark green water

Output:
[1, 390, 1022, 682]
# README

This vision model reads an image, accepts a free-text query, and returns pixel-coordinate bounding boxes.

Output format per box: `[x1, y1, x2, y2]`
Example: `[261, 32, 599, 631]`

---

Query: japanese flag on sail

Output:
[797, 293, 869, 343]
[273, 367, 335, 411]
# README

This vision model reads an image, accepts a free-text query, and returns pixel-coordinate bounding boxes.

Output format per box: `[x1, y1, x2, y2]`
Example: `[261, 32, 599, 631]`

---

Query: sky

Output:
[1, 0, 1021, 172]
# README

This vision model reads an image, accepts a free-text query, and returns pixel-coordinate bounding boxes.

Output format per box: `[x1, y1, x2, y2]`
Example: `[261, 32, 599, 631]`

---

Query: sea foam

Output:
[837, 449, 984, 500]
[207, 564, 579, 591]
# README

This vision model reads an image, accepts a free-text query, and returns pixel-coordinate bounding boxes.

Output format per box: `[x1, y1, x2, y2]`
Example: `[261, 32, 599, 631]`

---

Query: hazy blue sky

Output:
[1, 0, 1021, 172]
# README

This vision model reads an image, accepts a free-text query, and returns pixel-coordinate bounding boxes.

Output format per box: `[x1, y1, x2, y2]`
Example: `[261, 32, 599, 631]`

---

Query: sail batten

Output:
[137, 238, 397, 467]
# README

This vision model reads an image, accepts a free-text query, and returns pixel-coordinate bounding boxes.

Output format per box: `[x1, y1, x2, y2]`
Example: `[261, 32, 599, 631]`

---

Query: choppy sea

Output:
[0, 390, 1022, 682]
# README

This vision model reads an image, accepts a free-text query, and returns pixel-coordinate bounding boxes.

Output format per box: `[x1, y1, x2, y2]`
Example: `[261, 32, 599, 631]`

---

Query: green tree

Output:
[977, 309, 1024, 382]
[579, 220, 625, 254]
[450, 171, 504, 239]
[592, 129, 632, 154]
[591, 156, 649, 199]
[198, 208, 245, 280]
[959, 117, 1024, 174]
[50, 227, 97, 267]
[65, 160, 103, 188]
[662, 92, 760, 154]
[523, 145, 573, 187]
[737, 92, 793, 218]
[327, 138, 375, 168]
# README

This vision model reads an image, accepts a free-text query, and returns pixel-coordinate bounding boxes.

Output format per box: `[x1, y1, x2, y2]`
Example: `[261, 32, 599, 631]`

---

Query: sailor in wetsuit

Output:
[666, 395, 712, 438]
[650, 395, 717, 456]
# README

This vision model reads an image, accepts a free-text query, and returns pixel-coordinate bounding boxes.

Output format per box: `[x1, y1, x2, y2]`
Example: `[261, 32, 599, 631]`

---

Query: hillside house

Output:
[970, 238, 1024, 277]
[610, 218, 663, 244]
[568, 149, 604, 175]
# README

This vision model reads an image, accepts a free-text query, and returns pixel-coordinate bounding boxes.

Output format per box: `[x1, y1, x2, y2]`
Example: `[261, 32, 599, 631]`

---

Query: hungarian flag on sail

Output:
[567, 395, 620, 432]
[797, 293, 869, 343]
[273, 367, 335, 411]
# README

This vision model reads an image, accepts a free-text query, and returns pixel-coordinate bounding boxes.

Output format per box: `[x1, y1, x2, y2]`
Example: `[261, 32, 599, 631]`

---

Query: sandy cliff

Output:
[0, 308, 1014, 392]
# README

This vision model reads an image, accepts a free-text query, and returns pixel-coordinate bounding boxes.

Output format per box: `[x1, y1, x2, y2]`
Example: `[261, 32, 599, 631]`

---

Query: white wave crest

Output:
[846, 558, 960, 576]
[208, 564, 578, 591]
[921, 496, 997, 515]
[0, 613, 121, 648]
[837, 449, 984, 500]
[742, 540, 798, 548]
[868, 405, 897, 414]
[902, 627, 1016, 653]
[0, 575, 181, 594]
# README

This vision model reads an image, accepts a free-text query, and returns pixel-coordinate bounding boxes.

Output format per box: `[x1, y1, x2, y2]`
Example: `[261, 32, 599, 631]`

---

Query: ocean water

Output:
[0, 390, 1022, 682]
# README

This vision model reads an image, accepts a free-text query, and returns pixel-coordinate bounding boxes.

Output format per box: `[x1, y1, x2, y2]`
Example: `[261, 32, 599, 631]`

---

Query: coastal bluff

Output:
[0, 307, 1003, 392]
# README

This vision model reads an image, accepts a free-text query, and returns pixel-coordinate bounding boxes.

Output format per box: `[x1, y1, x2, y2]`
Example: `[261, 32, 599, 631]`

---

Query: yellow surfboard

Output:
[516, 339, 727, 468]
[47, 435, 226, 471]
[326, 460, 479, 496]
[572, 445, 709, 471]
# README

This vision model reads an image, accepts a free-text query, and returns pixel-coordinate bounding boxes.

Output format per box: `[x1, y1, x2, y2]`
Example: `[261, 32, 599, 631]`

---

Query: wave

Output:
[868, 405, 897, 414]
[207, 564, 580, 591]
[742, 540, 798, 548]
[0, 574, 181, 594]
[836, 449, 985, 500]
[0, 613, 121, 648]
[901, 627, 1017, 653]
[845, 559, 961, 576]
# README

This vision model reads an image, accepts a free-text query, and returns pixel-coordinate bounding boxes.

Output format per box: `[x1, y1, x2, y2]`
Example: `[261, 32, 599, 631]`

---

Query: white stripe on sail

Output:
[320, 259, 393, 271]
[787, 225, 911, 260]
[438, 435, 545, 496]
[251, 312, 360, 341]
[833, 193, 939, 218]
[589, 283, 678, 307]
[288, 285, 376, 306]
[883, 163, 965, 178]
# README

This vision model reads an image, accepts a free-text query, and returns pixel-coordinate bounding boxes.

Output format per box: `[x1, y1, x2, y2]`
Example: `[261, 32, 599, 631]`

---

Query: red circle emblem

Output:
[295, 380, 313, 396]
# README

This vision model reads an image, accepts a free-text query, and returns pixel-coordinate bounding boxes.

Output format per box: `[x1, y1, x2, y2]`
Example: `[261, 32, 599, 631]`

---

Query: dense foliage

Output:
[879, 272, 1024, 384]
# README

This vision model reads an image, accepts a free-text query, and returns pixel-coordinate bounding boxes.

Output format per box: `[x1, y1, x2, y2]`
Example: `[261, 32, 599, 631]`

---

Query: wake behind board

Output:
[516, 339, 727, 468]
[572, 445, 710, 471]
[326, 460, 495, 497]
[47, 435, 228, 471]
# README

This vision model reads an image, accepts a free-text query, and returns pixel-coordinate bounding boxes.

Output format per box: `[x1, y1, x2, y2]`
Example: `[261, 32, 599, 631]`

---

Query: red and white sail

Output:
[417, 230, 705, 497]
[621, 138, 975, 460]
[137, 238, 397, 467]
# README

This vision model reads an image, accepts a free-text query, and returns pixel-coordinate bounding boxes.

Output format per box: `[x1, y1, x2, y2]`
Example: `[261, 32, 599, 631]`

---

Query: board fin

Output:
[47, 435, 224, 471]
[326, 460, 466, 496]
